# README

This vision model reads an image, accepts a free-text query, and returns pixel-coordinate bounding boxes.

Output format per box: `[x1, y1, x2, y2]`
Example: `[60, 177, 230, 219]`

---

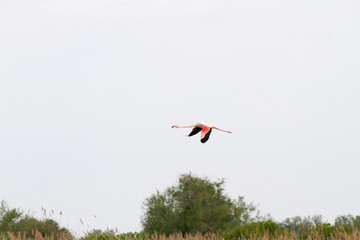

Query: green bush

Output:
[80, 231, 145, 240]
[81, 232, 117, 240]
[1, 200, 72, 239]
[304, 223, 352, 239]
[0, 200, 22, 232]
[224, 220, 282, 240]
[15, 216, 71, 239]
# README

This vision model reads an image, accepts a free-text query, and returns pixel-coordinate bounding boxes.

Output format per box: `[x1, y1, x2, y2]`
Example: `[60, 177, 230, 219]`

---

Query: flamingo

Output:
[172, 122, 232, 143]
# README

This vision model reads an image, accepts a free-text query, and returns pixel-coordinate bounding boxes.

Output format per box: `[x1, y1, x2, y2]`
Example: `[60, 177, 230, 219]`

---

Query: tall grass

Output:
[2, 228, 360, 240]
[81, 228, 360, 240]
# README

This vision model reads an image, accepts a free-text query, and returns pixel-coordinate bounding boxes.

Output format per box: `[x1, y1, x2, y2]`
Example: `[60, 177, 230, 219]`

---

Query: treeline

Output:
[2, 173, 360, 240]
[83, 173, 360, 240]
[140, 173, 360, 236]
[82, 222, 360, 240]
[82, 217, 360, 240]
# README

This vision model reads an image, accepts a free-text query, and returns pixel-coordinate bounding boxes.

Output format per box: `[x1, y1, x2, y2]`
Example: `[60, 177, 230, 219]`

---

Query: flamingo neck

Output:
[172, 125, 196, 128]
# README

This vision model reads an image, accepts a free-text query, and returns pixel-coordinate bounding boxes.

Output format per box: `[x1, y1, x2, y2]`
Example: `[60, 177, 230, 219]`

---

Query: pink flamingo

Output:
[172, 122, 232, 143]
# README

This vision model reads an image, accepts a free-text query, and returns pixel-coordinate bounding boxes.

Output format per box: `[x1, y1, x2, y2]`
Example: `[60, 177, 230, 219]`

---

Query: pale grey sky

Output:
[1, 0, 360, 236]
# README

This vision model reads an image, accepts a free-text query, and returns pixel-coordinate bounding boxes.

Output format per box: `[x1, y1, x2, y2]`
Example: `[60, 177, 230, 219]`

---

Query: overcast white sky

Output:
[1, 0, 360, 236]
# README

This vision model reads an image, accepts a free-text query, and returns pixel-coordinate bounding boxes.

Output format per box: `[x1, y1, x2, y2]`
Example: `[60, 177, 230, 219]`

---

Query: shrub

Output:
[1, 200, 72, 240]
[224, 220, 282, 240]
[304, 223, 353, 239]
[80, 231, 145, 240]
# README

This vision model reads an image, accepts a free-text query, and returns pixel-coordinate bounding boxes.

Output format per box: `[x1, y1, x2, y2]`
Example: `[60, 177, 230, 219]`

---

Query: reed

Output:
[2, 228, 360, 240]
[0, 231, 74, 240]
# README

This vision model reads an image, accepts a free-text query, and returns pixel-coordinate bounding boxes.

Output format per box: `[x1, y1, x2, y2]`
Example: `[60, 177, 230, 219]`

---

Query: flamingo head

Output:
[172, 125, 179, 128]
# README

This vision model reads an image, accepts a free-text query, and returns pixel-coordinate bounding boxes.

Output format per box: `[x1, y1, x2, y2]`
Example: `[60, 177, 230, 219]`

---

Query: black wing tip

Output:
[188, 127, 202, 137]
[200, 128, 212, 143]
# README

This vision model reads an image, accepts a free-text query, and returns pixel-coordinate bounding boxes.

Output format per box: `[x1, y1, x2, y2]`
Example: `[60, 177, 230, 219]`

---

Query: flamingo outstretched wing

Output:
[200, 125, 212, 143]
[188, 127, 202, 137]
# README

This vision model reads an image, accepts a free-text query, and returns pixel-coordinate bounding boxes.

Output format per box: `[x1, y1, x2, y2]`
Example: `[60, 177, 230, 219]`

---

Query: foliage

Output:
[279, 215, 323, 234]
[4, 229, 360, 240]
[14, 216, 71, 238]
[0, 201, 22, 232]
[224, 220, 282, 240]
[141, 173, 264, 235]
[335, 214, 360, 229]
[231, 196, 267, 226]
[80, 231, 145, 240]
[80, 232, 117, 240]
[0, 200, 72, 239]
[335, 214, 354, 227]
[304, 223, 353, 239]
[355, 216, 360, 229]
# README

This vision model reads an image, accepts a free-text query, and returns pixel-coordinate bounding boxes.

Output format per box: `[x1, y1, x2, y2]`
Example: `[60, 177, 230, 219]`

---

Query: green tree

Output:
[141, 173, 264, 235]
[0, 200, 72, 239]
[0, 200, 22, 232]
[335, 214, 354, 228]
[279, 215, 323, 234]
[335, 214, 360, 229]
[353, 216, 360, 229]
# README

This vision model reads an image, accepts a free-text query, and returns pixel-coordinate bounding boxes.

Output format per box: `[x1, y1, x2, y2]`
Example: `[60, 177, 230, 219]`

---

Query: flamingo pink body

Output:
[172, 122, 232, 143]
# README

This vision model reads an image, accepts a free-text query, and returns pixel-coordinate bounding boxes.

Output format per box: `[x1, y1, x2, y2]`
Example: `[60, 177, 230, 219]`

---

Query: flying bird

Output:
[172, 122, 232, 143]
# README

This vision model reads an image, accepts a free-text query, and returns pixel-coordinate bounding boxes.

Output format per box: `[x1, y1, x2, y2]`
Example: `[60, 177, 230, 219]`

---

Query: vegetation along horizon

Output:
[1, 173, 360, 240]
